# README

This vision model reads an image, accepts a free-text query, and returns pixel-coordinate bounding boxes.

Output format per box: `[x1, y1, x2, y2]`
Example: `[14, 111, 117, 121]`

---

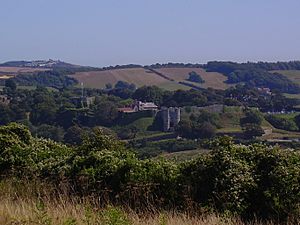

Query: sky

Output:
[1, 0, 300, 67]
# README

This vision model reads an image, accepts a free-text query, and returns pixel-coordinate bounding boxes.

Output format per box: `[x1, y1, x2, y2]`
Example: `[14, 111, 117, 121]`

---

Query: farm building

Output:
[118, 100, 158, 113]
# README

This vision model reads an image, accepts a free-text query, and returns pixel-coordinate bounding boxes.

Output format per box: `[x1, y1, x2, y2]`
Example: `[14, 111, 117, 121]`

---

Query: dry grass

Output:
[0, 199, 266, 225]
[70, 68, 172, 89]
[156, 68, 229, 90]
[0, 179, 296, 225]
[0, 66, 50, 74]
[70, 67, 230, 91]
[0, 75, 14, 79]
[0, 67, 50, 81]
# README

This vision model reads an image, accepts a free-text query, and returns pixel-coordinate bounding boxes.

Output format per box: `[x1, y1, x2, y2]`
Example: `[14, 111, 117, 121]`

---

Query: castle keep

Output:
[162, 107, 181, 132]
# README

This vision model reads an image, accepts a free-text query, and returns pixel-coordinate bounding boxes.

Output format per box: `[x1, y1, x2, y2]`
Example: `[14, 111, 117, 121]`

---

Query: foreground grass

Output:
[0, 199, 265, 225]
[0, 180, 296, 225]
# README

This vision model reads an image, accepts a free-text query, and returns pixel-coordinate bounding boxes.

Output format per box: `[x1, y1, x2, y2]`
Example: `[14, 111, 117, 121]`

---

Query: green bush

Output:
[1, 124, 300, 221]
[265, 114, 298, 131]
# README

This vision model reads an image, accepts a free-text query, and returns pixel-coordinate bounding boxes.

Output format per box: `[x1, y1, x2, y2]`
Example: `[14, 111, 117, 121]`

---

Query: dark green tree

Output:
[187, 71, 204, 83]
[240, 110, 263, 126]
[5, 79, 17, 91]
[243, 123, 264, 138]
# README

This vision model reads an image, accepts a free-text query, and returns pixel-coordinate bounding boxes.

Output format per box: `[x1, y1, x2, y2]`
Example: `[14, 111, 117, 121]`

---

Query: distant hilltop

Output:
[1, 60, 300, 94]
[0, 59, 81, 69]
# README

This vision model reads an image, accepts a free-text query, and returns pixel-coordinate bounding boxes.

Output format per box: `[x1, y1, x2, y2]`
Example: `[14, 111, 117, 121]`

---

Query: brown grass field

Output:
[0, 67, 50, 81]
[155, 68, 229, 90]
[70, 68, 189, 90]
[0, 66, 50, 74]
[70, 67, 230, 91]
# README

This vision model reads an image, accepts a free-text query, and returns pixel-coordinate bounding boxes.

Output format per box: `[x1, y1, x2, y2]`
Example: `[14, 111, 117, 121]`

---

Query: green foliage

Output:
[240, 110, 263, 126]
[117, 125, 139, 139]
[242, 123, 265, 139]
[1, 124, 300, 221]
[176, 111, 218, 139]
[34, 200, 52, 225]
[206, 61, 300, 93]
[5, 79, 17, 91]
[101, 206, 132, 225]
[33, 124, 64, 142]
[0, 104, 14, 125]
[294, 114, 300, 131]
[187, 71, 205, 83]
[181, 137, 300, 220]
[105, 83, 113, 90]
[64, 125, 90, 145]
[12, 70, 78, 88]
[115, 81, 136, 91]
[133, 86, 164, 105]
[0, 123, 71, 177]
[265, 114, 298, 131]
[131, 139, 200, 159]
[92, 101, 119, 126]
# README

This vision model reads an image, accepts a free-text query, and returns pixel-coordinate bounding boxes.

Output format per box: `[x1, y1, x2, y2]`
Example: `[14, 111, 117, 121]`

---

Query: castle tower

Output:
[161, 107, 181, 132]
[162, 107, 170, 131]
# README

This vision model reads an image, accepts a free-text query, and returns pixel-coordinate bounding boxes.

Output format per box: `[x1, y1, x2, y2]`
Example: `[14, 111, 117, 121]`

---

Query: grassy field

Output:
[70, 68, 190, 91]
[0, 179, 296, 225]
[0, 200, 260, 225]
[284, 93, 300, 99]
[70, 67, 230, 91]
[0, 86, 58, 92]
[0, 67, 50, 80]
[155, 67, 230, 90]
[158, 81, 191, 91]
[160, 148, 209, 161]
[273, 70, 300, 85]
[272, 112, 300, 120]
[181, 106, 244, 134]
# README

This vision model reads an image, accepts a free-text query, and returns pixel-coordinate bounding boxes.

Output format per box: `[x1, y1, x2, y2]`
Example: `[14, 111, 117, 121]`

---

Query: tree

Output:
[115, 81, 136, 91]
[133, 86, 164, 105]
[92, 101, 119, 126]
[196, 111, 220, 128]
[105, 83, 113, 89]
[5, 79, 17, 91]
[64, 125, 87, 145]
[194, 122, 216, 139]
[117, 126, 139, 139]
[176, 120, 216, 139]
[187, 71, 204, 83]
[243, 123, 264, 139]
[176, 120, 193, 138]
[240, 110, 263, 126]
[33, 124, 64, 142]
[29, 89, 58, 125]
[265, 115, 298, 131]
[0, 104, 14, 125]
[294, 114, 300, 131]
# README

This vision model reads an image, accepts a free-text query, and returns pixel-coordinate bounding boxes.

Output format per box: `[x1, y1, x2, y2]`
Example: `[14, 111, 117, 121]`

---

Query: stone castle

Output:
[161, 107, 181, 132]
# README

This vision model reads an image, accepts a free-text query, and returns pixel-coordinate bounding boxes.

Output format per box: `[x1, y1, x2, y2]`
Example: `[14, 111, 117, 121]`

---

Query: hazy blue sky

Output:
[1, 0, 300, 67]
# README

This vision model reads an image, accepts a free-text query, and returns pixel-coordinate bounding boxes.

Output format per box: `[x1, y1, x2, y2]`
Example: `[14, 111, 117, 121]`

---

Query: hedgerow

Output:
[0, 123, 299, 222]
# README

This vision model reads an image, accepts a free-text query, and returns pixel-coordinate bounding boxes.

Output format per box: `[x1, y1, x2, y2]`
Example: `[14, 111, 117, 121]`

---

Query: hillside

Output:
[155, 67, 229, 90]
[2, 60, 300, 93]
[273, 70, 300, 85]
[0, 59, 80, 69]
[70, 67, 229, 91]
[0, 67, 50, 79]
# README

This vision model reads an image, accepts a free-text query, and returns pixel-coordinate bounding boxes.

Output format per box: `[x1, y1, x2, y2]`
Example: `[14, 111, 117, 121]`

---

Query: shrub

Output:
[1, 124, 300, 221]
[265, 115, 298, 131]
